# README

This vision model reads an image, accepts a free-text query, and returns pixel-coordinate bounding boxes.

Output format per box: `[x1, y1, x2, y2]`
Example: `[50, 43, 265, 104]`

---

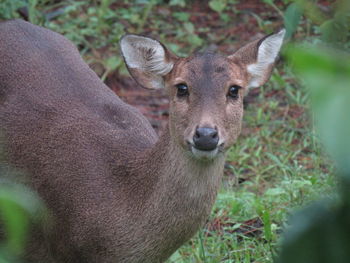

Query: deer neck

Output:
[125, 125, 225, 260]
[138, 124, 225, 219]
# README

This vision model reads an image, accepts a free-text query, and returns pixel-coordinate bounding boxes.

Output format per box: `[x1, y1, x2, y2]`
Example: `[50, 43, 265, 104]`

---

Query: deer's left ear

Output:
[228, 29, 285, 88]
[120, 34, 178, 89]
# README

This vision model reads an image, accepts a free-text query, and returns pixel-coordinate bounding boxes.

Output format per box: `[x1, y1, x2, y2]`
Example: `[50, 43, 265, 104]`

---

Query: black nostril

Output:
[194, 130, 200, 139]
[193, 127, 219, 151]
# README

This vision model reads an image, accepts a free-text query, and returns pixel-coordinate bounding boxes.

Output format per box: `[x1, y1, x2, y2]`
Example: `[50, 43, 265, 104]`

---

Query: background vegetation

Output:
[0, 0, 349, 262]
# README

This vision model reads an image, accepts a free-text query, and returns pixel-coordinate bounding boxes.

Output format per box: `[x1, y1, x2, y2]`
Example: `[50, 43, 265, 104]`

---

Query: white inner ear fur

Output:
[247, 29, 285, 88]
[120, 35, 174, 76]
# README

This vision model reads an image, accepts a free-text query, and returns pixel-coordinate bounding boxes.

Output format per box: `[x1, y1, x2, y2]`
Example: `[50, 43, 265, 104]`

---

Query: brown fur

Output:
[0, 20, 281, 262]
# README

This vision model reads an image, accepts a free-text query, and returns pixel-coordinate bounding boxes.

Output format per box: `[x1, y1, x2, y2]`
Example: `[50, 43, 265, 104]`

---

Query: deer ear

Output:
[120, 34, 178, 89]
[229, 29, 285, 89]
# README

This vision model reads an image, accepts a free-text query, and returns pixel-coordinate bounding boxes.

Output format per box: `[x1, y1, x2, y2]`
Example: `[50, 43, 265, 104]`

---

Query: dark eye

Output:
[227, 85, 242, 99]
[176, 83, 189, 97]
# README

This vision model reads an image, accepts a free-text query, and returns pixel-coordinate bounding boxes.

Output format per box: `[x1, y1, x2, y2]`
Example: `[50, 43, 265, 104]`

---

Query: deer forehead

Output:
[168, 53, 247, 91]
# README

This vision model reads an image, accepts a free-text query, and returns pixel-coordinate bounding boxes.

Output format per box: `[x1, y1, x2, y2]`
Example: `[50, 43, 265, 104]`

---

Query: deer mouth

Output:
[191, 146, 219, 159]
[186, 141, 224, 160]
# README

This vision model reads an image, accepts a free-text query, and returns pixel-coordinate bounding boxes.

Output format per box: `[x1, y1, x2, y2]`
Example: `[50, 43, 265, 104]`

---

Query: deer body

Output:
[0, 20, 284, 262]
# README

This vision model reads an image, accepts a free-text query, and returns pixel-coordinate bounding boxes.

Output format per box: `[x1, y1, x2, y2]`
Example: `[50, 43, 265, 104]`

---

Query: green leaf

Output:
[262, 210, 272, 241]
[278, 200, 350, 263]
[262, 0, 274, 5]
[0, 182, 46, 257]
[172, 12, 190, 22]
[187, 34, 203, 47]
[285, 44, 350, 177]
[0, 197, 29, 255]
[105, 56, 122, 71]
[209, 0, 227, 14]
[184, 22, 195, 34]
[0, 254, 11, 263]
[265, 187, 285, 196]
[283, 3, 302, 39]
[220, 13, 230, 23]
[168, 250, 183, 262]
[320, 12, 348, 44]
[169, 0, 186, 7]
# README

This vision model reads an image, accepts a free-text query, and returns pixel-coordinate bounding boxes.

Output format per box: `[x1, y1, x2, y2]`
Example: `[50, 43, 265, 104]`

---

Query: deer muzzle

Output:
[187, 126, 224, 160]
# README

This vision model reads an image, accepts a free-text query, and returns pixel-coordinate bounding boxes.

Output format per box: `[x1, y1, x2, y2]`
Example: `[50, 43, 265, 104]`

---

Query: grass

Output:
[0, 1, 340, 262]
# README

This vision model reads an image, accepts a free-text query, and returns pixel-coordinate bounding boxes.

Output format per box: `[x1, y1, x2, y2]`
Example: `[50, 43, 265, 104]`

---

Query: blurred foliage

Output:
[0, 165, 46, 262]
[278, 46, 350, 263]
[277, 0, 350, 262]
[0, 135, 46, 262]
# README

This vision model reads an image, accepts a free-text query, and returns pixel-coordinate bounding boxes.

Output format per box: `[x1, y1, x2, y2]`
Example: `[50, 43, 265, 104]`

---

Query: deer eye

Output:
[227, 85, 242, 99]
[176, 84, 189, 97]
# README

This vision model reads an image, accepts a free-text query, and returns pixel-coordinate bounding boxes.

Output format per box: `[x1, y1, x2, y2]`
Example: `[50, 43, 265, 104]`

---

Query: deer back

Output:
[0, 19, 158, 262]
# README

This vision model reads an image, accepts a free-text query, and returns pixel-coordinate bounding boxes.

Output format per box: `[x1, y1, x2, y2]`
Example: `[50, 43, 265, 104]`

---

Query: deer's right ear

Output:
[120, 34, 178, 89]
[228, 29, 285, 89]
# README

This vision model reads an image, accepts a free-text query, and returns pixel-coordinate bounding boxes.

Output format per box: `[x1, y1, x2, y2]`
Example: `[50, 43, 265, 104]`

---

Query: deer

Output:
[0, 19, 285, 262]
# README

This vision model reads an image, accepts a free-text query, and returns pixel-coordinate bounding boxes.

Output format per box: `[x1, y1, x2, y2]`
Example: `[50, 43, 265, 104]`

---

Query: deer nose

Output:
[193, 127, 219, 151]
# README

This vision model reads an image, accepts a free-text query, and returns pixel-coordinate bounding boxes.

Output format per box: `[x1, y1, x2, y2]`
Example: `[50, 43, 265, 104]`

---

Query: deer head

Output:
[120, 30, 285, 160]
